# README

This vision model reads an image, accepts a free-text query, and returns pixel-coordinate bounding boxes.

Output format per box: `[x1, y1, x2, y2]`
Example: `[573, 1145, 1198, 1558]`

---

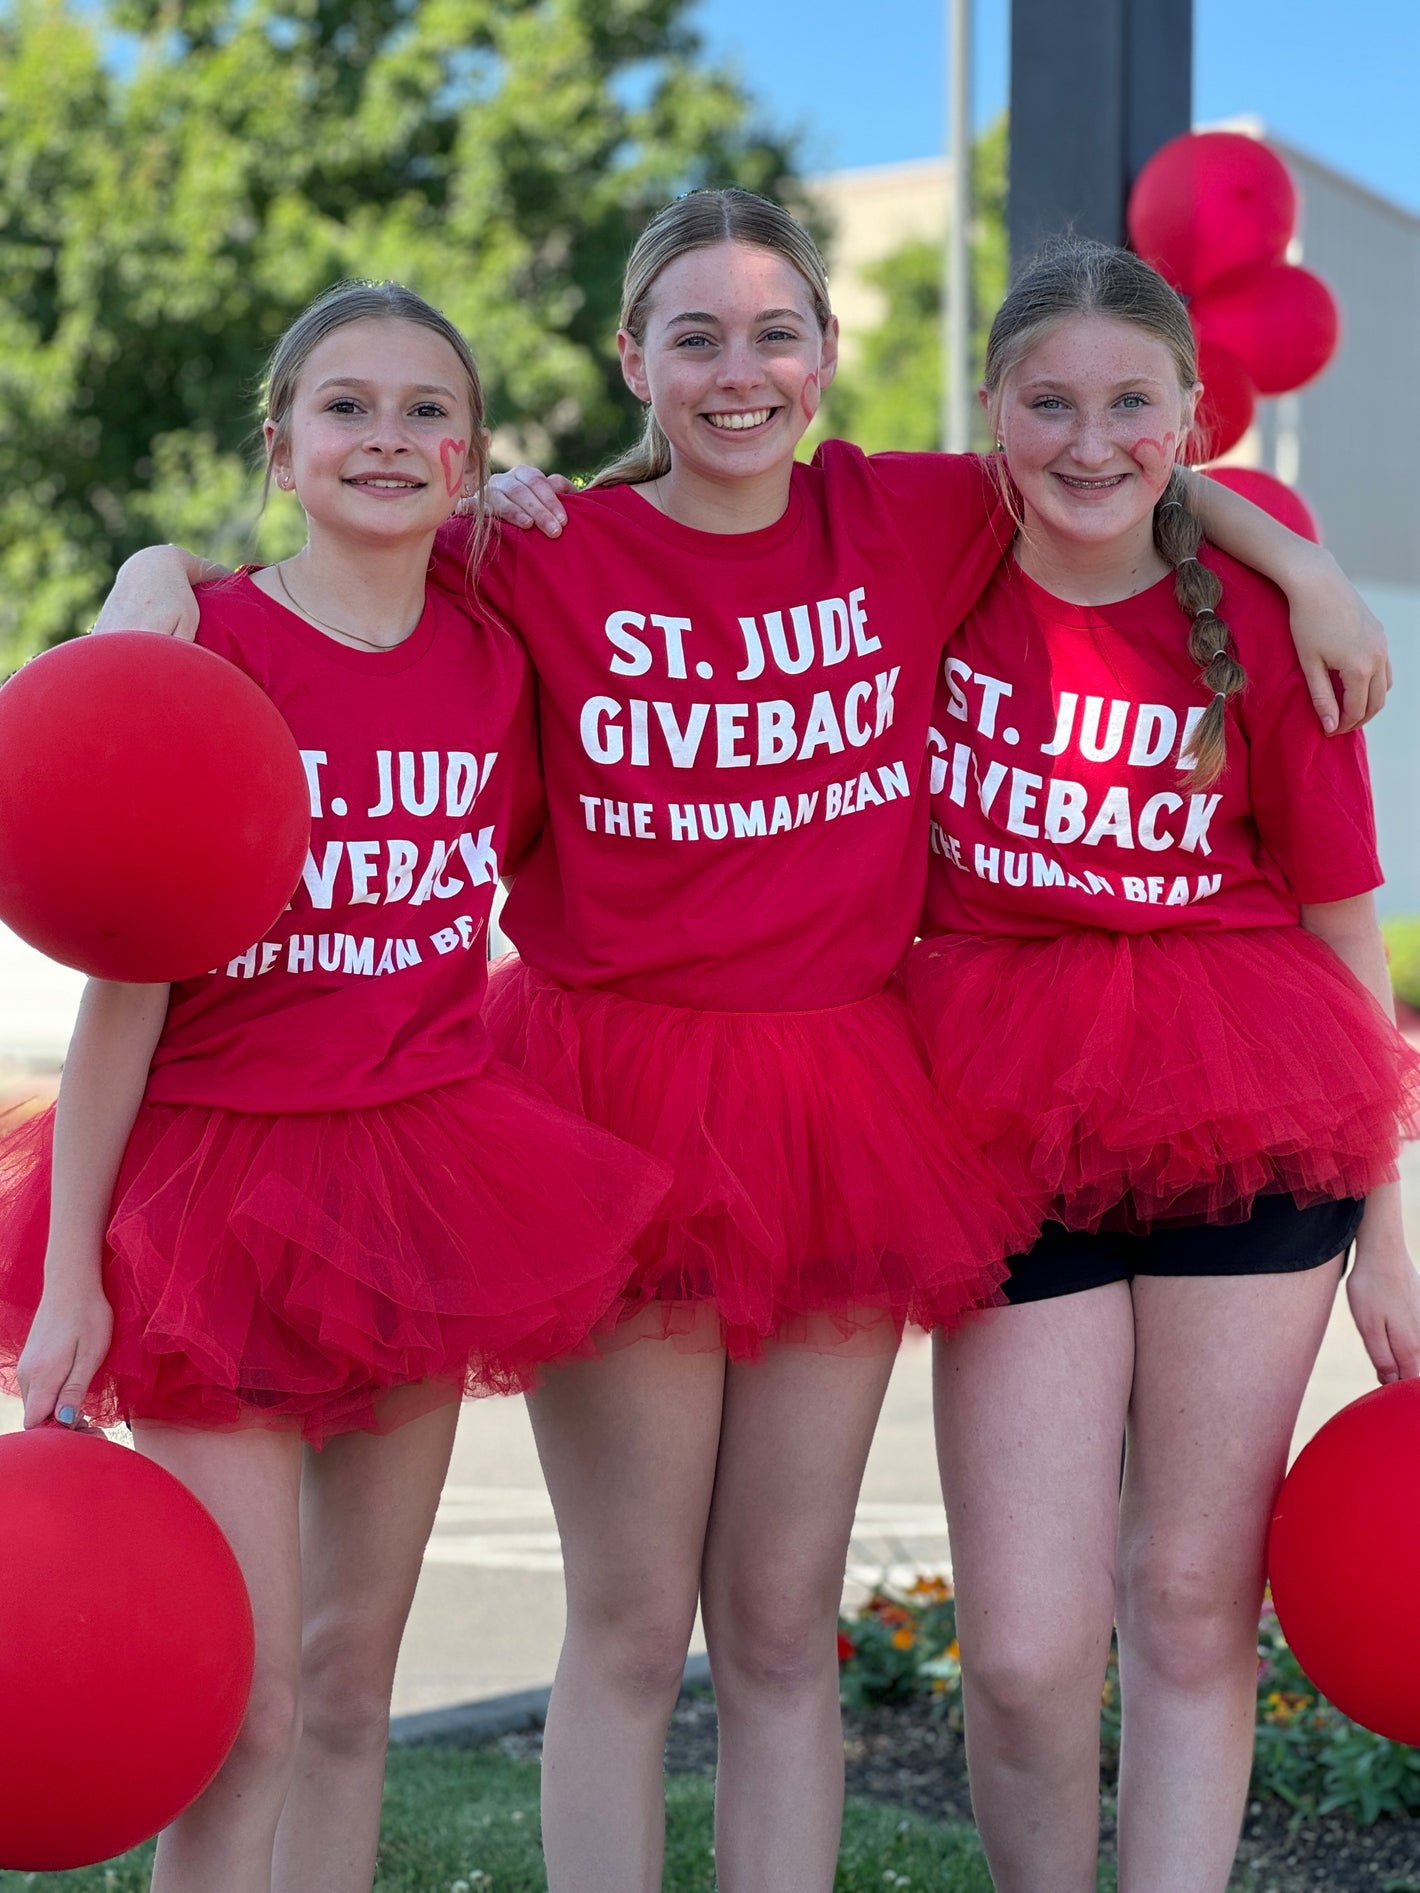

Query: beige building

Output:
[809, 131, 1420, 915]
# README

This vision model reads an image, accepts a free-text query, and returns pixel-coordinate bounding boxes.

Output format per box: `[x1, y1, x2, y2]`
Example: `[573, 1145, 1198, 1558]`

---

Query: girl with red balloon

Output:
[0, 283, 666, 1890]
[94, 192, 1396, 1893]
[902, 239, 1420, 1893]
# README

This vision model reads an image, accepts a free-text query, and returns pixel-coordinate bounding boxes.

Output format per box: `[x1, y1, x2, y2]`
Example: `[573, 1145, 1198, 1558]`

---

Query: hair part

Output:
[590, 189, 832, 491]
[984, 238, 1244, 788]
[261, 279, 493, 577]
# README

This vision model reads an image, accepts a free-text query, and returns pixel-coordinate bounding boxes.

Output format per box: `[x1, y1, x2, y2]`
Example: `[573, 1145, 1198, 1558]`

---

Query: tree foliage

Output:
[818, 114, 1007, 456]
[0, 0, 802, 664]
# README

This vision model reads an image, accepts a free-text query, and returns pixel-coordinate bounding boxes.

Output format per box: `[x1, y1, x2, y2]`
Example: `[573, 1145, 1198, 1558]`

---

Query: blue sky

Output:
[690, 0, 1418, 214]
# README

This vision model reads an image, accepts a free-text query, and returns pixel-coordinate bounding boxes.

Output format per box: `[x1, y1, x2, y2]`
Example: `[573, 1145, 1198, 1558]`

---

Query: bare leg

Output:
[701, 1327, 898, 1893]
[134, 1423, 304, 1893]
[528, 1328, 726, 1893]
[1114, 1263, 1341, 1893]
[933, 1288, 1135, 1893]
[273, 1396, 460, 1893]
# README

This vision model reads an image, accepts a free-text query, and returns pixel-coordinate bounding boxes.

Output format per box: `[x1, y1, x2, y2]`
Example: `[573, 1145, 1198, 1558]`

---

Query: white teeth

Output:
[356, 478, 418, 489]
[706, 409, 773, 431]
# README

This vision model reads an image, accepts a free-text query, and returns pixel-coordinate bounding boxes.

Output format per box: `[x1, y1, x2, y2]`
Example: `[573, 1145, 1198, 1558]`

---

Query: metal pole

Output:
[944, 0, 972, 451]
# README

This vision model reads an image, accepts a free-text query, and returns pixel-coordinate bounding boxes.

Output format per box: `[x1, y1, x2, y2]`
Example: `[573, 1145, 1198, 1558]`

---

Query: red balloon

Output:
[0, 1428, 254, 1868]
[1193, 262, 1340, 395]
[1203, 467, 1322, 543]
[0, 632, 309, 981]
[1128, 131, 1296, 293]
[1188, 336, 1256, 463]
[1269, 1380, 1420, 1746]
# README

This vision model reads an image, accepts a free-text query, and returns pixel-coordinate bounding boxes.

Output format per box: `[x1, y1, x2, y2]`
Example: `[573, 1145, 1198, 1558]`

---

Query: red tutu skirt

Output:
[903, 925, 1420, 1232]
[0, 1065, 669, 1444]
[483, 961, 1032, 1356]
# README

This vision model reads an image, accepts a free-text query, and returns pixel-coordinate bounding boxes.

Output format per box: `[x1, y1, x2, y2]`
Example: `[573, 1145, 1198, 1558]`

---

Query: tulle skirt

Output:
[0, 1065, 669, 1443]
[903, 925, 1420, 1232]
[483, 961, 1033, 1356]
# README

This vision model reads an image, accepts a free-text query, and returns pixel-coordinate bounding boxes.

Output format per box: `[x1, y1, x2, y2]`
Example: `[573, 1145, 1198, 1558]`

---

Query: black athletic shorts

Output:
[1001, 1193, 1364, 1306]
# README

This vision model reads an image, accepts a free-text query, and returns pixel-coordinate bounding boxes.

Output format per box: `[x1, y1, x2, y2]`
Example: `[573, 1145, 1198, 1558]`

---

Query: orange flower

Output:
[891, 1627, 915, 1650]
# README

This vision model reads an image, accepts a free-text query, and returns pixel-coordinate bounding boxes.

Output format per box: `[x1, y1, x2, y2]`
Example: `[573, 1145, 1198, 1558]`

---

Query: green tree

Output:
[0, 0, 802, 665]
[817, 114, 1007, 455]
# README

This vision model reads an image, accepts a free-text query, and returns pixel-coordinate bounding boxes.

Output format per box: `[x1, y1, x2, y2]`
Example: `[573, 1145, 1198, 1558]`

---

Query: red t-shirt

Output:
[921, 549, 1381, 939]
[430, 442, 1009, 1009]
[144, 573, 542, 1111]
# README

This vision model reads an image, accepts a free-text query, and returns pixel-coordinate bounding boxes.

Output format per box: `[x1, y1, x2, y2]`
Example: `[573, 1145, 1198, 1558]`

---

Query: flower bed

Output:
[837, 1578, 1420, 1827]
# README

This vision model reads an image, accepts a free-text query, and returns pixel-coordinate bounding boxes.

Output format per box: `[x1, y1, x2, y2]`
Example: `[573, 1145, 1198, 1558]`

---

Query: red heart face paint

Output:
[440, 437, 468, 499]
[1128, 430, 1179, 484]
[799, 371, 822, 425]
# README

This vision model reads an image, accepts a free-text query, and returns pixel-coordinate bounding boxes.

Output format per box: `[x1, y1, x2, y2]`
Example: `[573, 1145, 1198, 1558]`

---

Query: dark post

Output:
[1008, 0, 1193, 270]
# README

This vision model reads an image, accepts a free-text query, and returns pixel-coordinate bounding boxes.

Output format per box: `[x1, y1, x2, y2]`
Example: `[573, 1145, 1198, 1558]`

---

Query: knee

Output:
[1117, 1548, 1261, 1689]
[565, 1594, 695, 1708]
[299, 1617, 396, 1760]
[227, 1667, 303, 1778]
[964, 1616, 1106, 1742]
[709, 1578, 839, 1703]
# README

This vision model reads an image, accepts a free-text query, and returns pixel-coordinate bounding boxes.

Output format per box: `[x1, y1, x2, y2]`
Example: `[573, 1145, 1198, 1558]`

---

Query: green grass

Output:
[0, 1747, 1002, 1892]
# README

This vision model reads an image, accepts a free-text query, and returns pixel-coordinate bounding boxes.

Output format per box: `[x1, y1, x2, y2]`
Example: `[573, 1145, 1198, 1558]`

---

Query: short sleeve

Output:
[431, 517, 520, 623]
[853, 449, 1014, 632]
[1231, 564, 1382, 904]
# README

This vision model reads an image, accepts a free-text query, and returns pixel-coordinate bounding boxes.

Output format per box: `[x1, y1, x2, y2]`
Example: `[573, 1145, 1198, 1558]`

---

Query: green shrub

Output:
[1381, 917, 1420, 1009]
[838, 1581, 1420, 1827]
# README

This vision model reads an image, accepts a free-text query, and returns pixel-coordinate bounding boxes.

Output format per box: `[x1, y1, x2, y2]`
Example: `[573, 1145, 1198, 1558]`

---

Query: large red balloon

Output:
[1128, 131, 1296, 293]
[0, 1428, 255, 1868]
[0, 632, 309, 981]
[1193, 262, 1340, 395]
[1269, 1380, 1420, 1746]
[1204, 467, 1322, 543]
[1188, 336, 1256, 463]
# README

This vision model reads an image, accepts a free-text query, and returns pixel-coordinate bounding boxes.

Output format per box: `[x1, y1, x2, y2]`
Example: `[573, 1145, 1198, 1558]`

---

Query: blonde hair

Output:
[591, 190, 833, 491]
[983, 240, 1243, 789]
[262, 280, 493, 577]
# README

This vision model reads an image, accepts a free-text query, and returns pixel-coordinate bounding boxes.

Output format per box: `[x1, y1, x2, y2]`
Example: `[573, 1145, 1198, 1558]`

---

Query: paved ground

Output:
[2, 919, 1415, 1718]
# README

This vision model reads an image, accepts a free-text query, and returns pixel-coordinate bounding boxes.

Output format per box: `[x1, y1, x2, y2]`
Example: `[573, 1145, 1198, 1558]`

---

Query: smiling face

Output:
[617, 240, 838, 498]
[265, 316, 476, 546]
[991, 312, 1200, 565]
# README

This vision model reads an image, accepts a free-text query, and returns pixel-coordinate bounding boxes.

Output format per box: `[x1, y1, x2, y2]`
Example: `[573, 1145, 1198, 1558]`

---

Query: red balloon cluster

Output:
[1128, 132, 1341, 461]
[1268, 1380, 1420, 1746]
[1203, 466, 1321, 544]
[0, 1428, 254, 1869]
[0, 632, 310, 982]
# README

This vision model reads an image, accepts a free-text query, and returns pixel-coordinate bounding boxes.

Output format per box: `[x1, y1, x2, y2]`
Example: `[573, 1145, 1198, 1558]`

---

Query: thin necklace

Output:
[272, 562, 403, 650]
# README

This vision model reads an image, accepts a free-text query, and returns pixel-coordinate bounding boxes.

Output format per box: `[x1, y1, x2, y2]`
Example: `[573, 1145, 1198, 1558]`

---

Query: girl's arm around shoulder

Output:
[18, 980, 169, 1428]
[1182, 471, 1389, 734]
[93, 546, 232, 640]
[1298, 894, 1420, 1383]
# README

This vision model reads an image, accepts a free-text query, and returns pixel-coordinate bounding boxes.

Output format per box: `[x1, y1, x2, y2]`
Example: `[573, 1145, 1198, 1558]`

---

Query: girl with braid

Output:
[905, 240, 1420, 1893]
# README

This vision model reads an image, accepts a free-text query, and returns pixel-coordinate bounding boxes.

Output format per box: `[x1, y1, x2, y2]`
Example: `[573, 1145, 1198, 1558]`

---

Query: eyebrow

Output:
[664, 308, 805, 326]
[311, 377, 458, 397]
[1019, 375, 1170, 391]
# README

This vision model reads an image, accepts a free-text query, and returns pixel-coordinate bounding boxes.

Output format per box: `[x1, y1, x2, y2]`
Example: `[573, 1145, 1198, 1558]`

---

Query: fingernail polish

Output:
[57, 1406, 77, 1427]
